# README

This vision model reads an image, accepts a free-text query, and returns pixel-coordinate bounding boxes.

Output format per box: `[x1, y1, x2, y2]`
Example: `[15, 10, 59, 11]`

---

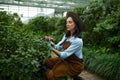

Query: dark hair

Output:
[65, 11, 84, 38]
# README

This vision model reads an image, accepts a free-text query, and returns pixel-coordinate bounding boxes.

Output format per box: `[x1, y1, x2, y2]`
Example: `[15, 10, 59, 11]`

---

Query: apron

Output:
[45, 41, 84, 79]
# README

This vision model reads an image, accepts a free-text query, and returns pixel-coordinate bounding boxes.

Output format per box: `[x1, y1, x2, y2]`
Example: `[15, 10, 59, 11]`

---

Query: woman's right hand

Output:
[45, 36, 51, 41]
[45, 36, 56, 47]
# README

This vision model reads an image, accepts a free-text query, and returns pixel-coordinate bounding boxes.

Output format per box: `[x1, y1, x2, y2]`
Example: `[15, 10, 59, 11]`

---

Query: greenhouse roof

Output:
[0, 0, 95, 22]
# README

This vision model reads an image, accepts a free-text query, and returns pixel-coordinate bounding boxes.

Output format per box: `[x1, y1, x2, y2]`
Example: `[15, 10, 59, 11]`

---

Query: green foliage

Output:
[50, 17, 66, 42]
[54, 17, 66, 35]
[61, 76, 73, 80]
[27, 16, 48, 33]
[47, 17, 59, 33]
[73, 6, 84, 16]
[27, 16, 57, 35]
[0, 11, 23, 27]
[0, 11, 51, 80]
[74, 0, 120, 53]
[83, 46, 120, 80]
[93, 5, 120, 51]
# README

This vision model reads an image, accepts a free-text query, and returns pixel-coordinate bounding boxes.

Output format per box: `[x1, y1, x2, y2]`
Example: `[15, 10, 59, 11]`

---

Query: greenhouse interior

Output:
[0, 0, 120, 80]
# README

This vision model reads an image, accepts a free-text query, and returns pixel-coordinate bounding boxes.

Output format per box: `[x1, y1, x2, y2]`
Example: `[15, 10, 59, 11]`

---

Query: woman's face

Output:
[66, 17, 76, 33]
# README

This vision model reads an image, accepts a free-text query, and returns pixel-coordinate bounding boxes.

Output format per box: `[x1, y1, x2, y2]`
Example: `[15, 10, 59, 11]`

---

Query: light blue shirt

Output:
[55, 35, 83, 59]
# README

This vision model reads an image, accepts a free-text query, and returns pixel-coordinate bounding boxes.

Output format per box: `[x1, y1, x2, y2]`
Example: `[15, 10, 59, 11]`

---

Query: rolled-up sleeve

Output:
[55, 45, 63, 51]
[60, 39, 82, 59]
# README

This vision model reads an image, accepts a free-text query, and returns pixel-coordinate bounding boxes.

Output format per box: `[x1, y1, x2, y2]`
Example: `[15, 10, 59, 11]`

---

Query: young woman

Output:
[45, 11, 84, 80]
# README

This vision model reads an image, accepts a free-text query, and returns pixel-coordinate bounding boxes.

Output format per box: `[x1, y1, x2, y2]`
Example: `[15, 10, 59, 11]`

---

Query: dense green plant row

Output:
[74, 0, 120, 53]
[0, 11, 52, 80]
[0, 10, 67, 80]
[83, 46, 120, 80]
[26, 16, 66, 36]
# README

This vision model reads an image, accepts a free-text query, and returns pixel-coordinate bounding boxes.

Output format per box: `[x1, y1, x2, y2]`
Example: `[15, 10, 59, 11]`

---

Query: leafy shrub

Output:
[27, 16, 57, 35]
[0, 25, 51, 80]
[83, 46, 120, 80]
[0, 11, 51, 80]
[74, 0, 120, 53]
